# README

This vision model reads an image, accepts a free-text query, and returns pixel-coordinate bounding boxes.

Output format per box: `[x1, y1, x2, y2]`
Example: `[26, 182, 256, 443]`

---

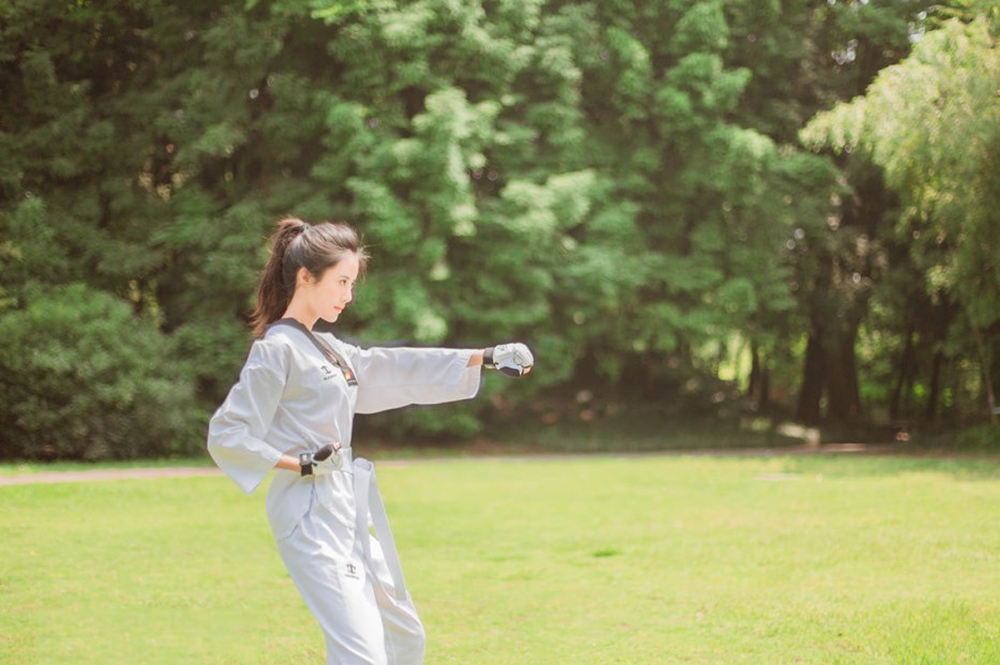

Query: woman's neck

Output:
[281, 298, 318, 330]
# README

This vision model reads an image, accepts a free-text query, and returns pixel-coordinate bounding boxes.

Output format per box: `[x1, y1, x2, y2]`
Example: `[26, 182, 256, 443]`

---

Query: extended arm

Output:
[336, 341, 533, 415]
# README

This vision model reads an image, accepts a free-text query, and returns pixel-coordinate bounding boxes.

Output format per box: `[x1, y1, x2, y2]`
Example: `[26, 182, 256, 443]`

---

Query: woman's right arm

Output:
[207, 342, 288, 495]
[275, 455, 302, 472]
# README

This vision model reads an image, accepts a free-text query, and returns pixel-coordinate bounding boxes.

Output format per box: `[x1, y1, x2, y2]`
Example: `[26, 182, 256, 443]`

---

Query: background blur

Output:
[1, 0, 998, 461]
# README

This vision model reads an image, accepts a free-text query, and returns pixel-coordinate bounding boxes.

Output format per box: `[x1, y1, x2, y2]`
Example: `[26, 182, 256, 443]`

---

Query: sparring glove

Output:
[483, 343, 534, 378]
[299, 444, 342, 476]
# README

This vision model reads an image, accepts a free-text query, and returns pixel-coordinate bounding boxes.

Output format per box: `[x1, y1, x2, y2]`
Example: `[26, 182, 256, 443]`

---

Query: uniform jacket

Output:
[207, 323, 481, 540]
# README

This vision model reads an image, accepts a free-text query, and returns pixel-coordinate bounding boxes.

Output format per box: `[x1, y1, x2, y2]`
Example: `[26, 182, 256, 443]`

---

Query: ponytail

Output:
[249, 217, 367, 338]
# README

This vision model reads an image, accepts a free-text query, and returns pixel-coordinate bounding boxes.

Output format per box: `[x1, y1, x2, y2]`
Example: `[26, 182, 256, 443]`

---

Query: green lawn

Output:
[3, 453, 1000, 664]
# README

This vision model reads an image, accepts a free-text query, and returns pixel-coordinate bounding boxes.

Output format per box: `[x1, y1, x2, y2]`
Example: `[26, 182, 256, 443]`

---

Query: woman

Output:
[207, 218, 533, 665]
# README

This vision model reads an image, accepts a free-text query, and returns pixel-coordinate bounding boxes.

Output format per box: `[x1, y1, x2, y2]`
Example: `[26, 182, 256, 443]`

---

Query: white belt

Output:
[352, 458, 408, 600]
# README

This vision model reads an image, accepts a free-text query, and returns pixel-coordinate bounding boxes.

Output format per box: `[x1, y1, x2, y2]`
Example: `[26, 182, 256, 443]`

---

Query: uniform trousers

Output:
[274, 459, 425, 665]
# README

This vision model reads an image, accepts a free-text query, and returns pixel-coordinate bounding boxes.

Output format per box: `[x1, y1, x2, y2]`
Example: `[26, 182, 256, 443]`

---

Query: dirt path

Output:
[0, 444, 899, 486]
[0, 466, 225, 486]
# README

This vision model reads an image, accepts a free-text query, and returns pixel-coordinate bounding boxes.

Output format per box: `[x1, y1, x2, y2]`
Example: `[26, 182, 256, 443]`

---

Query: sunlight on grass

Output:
[2, 454, 1000, 664]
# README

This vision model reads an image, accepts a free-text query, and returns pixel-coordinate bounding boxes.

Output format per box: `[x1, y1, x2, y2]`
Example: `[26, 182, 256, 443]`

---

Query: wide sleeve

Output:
[206, 342, 287, 495]
[341, 344, 482, 415]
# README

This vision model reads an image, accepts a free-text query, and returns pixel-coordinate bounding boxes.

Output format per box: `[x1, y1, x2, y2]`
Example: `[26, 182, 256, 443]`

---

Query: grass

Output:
[3, 452, 1000, 664]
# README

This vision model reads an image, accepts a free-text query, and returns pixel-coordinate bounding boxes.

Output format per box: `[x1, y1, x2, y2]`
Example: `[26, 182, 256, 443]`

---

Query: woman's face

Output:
[302, 253, 360, 323]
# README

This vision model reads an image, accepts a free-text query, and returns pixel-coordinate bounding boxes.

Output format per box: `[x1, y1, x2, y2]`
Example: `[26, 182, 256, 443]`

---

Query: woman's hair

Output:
[250, 217, 368, 337]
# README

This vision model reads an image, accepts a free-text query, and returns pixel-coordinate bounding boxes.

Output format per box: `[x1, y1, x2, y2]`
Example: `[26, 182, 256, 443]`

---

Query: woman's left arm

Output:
[328, 337, 531, 415]
[345, 345, 484, 414]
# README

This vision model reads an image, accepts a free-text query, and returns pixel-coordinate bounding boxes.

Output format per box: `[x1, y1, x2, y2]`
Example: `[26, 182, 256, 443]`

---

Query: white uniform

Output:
[207, 323, 481, 665]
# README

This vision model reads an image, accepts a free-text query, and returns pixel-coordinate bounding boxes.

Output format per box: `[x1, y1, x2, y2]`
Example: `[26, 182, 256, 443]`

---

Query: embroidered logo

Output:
[320, 365, 336, 381]
[344, 561, 361, 580]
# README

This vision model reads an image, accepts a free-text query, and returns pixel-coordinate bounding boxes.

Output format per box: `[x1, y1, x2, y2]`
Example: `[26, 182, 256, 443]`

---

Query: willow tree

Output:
[802, 14, 1000, 422]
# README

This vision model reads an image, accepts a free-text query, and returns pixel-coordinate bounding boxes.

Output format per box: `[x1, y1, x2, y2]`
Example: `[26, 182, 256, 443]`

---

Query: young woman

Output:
[207, 218, 533, 665]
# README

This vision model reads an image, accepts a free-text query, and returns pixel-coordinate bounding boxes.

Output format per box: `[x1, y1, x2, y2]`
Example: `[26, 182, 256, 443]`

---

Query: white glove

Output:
[484, 343, 534, 378]
[299, 444, 342, 476]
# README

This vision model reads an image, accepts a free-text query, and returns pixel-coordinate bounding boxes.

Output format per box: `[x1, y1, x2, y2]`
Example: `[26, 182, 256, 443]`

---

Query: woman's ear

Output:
[297, 267, 314, 289]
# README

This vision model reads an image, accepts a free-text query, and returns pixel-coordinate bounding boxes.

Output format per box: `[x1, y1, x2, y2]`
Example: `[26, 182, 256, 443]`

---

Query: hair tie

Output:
[297, 222, 311, 235]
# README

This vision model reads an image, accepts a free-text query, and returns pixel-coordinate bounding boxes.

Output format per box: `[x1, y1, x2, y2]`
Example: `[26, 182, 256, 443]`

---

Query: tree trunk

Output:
[889, 329, 914, 420]
[826, 324, 862, 420]
[924, 350, 943, 423]
[749, 342, 770, 411]
[971, 321, 998, 424]
[796, 330, 826, 424]
[991, 344, 1000, 424]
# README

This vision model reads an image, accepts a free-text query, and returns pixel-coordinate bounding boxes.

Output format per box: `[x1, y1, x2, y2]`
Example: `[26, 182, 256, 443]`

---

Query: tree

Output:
[731, 0, 933, 424]
[538, 0, 826, 410]
[802, 12, 1000, 423]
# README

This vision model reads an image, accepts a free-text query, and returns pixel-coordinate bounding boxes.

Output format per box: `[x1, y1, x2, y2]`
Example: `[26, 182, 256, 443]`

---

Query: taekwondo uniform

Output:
[207, 322, 481, 665]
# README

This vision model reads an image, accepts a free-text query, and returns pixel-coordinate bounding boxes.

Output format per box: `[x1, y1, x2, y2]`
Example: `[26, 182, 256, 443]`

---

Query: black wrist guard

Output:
[299, 452, 314, 477]
[483, 347, 495, 369]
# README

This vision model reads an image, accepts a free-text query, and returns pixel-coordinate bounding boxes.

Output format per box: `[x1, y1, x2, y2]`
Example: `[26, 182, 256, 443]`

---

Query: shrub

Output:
[955, 423, 1000, 453]
[0, 284, 203, 460]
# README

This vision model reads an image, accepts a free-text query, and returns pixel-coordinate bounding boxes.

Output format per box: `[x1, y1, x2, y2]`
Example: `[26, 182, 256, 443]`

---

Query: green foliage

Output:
[802, 13, 1000, 420]
[0, 284, 203, 460]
